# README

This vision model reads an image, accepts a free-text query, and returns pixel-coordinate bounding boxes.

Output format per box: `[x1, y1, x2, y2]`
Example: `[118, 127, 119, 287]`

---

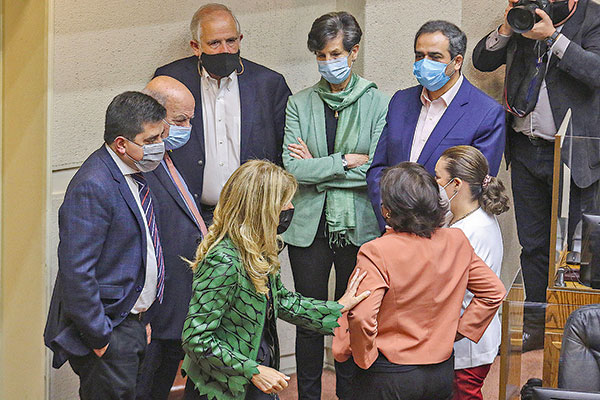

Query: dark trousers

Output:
[68, 316, 147, 400]
[288, 238, 360, 400]
[136, 339, 185, 400]
[510, 130, 600, 331]
[351, 355, 454, 400]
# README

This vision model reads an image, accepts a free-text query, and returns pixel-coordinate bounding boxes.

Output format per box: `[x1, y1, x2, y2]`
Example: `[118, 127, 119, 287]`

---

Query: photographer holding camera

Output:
[473, 0, 600, 352]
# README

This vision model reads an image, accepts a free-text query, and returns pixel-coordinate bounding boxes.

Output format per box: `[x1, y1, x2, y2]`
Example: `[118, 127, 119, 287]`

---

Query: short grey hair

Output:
[307, 11, 362, 53]
[190, 3, 241, 42]
[414, 20, 467, 59]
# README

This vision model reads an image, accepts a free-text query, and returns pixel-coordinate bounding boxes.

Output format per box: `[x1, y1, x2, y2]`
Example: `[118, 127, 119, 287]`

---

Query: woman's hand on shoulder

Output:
[251, 365, 290, 394]
[338, 268, 371, 313]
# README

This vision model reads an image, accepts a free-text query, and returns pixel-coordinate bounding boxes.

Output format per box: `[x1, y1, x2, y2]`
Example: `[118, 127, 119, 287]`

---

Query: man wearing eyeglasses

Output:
[154, 3, 292, 223]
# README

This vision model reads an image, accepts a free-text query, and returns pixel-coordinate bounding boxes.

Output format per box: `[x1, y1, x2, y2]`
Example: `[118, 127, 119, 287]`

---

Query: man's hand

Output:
[93, 343, 109, 358]
[251, 366, 290, 394]
[522, 8, 557, 41]
[146, 323, 152, 345]
[499, 0, 520, 36]
[344, 154, 369, 169]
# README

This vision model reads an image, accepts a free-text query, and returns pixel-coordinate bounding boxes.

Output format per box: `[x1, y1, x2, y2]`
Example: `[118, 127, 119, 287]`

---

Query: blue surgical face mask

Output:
[317, 56, 353, 85]
[125, 139, 165, 173]
[163, 119, 192, 151]
[413, 58, 456, 92]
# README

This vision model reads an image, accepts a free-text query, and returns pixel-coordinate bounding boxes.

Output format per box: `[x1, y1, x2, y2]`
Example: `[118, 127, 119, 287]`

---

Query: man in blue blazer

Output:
[136, 77, 207, 400]
[154, 3, 291, 222]
[367, 21, 505, 230]
[44, 92, 167, 399]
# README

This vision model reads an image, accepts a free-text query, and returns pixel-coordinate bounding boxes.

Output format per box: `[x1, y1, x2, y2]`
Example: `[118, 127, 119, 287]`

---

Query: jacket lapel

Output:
[153, 163, 199, 230]
[548, 0, 586, 69]
[188, 58, 206, 161]
[310, 89, 329, 157]
[98, 146, 147, 265]
[417, 79, 470, 166]
[402, 88, 424, 161]
[238, 60, 257, 162]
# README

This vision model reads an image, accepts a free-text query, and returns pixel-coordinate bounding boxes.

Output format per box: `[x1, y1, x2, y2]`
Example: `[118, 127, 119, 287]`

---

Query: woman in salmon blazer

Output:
[332, 162, 506, 400]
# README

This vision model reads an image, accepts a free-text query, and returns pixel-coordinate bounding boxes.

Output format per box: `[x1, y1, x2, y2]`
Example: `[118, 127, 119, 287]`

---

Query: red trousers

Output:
[452, 364, 492, 400]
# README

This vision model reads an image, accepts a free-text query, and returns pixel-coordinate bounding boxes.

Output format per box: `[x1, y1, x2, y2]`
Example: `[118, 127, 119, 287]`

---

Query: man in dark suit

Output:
[472, 0, 600, 351]
[136, 76, 208, 400]
[154, 3, 291, 222]
[44, 92, 168, 399]
[367, 20, 506, 230]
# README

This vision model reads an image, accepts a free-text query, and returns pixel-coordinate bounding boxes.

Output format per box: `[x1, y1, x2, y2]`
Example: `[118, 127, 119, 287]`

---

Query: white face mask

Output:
[125, 139, 165, 172]
[439, 179, 457, 227]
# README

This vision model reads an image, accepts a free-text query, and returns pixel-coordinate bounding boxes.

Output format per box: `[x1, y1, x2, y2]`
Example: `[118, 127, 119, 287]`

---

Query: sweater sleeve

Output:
[181, 248, 260, 398]
[274, 273, 343, 335]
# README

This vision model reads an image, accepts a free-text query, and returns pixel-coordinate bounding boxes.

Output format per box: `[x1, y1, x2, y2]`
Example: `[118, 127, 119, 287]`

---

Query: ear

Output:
[350, 44, 360, 62]
[381, 204, 391, 219]
[112, 137, 128, 155]
[238, 33, 243, 44]
[190, 40, 202, 57]
[453, 177, 464, 190]
[453, 54, 464, 71]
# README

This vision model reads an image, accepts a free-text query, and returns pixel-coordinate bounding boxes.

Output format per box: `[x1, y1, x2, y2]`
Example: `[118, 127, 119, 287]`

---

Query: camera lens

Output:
[507, 7, 535, 33]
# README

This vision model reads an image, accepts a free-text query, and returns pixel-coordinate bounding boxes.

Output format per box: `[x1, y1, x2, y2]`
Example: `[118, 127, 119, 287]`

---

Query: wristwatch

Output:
[545, 30, 560, 48]
[341, 154, 349, 171]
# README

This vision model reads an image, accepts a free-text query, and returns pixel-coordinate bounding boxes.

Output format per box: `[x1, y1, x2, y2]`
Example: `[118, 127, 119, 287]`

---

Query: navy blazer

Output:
[154, 56, 292, 208]
[144, 162, 202, 340]
[44, 146, 149, 368]
[366, 77, 505, 230]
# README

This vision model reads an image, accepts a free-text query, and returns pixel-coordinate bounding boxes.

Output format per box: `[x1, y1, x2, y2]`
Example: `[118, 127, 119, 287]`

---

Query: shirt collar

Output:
[420, 73, 464, 107]
[105, 143, 137, 176]
[201, 66, 237, 91]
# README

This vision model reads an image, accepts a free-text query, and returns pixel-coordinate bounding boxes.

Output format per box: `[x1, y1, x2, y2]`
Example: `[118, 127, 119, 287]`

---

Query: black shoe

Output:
[520, 378, 543, 400]
[522, 331, 544, 352]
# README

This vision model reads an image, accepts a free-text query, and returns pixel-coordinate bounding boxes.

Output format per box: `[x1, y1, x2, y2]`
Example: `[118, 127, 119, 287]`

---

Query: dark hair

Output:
[307, 11, 362, 53]
[440, 145, 510, 215]
[414, 20, 467, 59]
[104, 91, 166, 144]
[380, 162, 446, 238]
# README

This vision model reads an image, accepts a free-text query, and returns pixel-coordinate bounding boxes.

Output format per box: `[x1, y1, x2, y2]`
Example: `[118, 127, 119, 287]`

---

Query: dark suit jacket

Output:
[366, 77, 506, 230]
[472, 0, 600, 188]
[144, 162, 202, 340]
[154, 56, 292, 208]
[44, 146, 149, 368]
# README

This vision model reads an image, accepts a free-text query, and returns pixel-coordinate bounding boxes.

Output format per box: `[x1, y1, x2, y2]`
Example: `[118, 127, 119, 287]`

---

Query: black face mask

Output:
[277, 209, 294, 234]
[200, 51, 240, 78]
[550, 0, 572, 25]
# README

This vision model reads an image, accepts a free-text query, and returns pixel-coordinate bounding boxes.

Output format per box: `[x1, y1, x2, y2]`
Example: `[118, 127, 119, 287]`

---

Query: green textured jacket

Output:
[281, 81, 390, 247]
[181, 237, 343, 400]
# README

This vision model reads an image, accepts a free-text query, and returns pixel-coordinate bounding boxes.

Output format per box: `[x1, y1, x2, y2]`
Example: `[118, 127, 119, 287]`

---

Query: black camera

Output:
[507, 0, 552, 33]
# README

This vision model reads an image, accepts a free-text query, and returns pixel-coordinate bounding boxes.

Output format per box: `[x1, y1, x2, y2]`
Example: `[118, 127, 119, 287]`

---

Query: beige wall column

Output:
[1, 0, 49, 399]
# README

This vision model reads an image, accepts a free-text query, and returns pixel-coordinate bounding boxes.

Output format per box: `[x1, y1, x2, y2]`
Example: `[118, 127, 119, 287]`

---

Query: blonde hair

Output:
[190, 160, 297, 294]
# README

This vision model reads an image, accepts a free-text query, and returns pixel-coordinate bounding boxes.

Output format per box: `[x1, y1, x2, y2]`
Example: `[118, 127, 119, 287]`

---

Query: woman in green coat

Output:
[281, 11, 390, 400]
[182, 160, 369, 400]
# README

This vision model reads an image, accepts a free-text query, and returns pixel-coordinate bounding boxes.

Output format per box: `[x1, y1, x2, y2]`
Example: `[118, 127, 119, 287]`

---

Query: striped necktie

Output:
[131, 173, 165, 303]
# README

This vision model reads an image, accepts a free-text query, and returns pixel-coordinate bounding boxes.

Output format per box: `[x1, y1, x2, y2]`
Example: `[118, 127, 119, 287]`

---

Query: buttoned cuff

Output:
[551, 33, 570, 59]
[485, 26, 512, 51]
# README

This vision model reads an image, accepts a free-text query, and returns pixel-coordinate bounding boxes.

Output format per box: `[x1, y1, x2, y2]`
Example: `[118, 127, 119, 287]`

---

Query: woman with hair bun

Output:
[435, 145, 510, 400]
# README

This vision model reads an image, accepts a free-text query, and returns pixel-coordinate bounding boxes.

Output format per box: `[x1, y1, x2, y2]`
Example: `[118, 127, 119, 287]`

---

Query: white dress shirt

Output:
[452, 207, 503, 369]
[106, 144, 157, 313]
[486, 26, 570, 140]
[410, 74, 464, 162]
[200, 67, 241, 206]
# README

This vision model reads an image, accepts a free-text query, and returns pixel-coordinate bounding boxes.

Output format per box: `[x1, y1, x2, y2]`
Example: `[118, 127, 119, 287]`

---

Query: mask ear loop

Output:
[237, 56, 245, 76]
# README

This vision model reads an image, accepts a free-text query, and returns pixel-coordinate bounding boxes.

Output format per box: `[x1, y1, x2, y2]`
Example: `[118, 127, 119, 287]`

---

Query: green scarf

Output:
[316, 73, 377, 247]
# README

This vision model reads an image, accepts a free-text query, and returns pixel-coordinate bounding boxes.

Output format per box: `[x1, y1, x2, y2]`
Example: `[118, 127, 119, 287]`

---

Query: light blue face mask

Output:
[317, 56, 353, 85]
[413, 58, 456, 92]
[163, 119, 192, 151]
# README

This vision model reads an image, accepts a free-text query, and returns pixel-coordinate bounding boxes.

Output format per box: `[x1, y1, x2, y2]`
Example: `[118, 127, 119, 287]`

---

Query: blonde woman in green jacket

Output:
[281, 11, 389, 400]
[182, 160, 369, 400]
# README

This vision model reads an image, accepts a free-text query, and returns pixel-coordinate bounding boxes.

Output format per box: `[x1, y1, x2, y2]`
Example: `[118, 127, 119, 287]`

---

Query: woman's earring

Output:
[385, 213, 391, 219]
